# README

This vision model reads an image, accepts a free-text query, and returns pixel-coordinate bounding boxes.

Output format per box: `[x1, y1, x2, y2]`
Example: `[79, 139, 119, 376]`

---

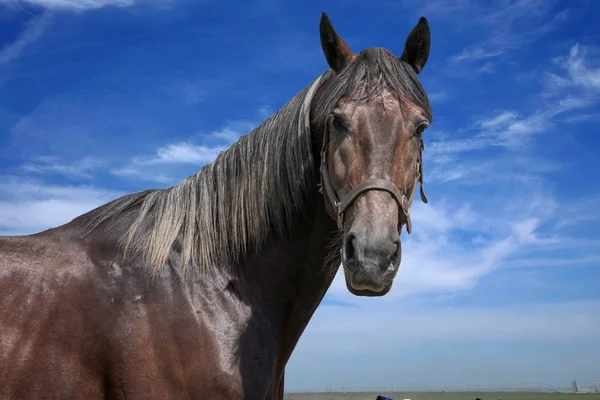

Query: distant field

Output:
[284, 392, 600, 400]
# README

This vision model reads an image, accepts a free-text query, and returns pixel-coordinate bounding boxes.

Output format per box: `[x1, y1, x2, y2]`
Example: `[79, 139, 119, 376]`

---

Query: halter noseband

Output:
[318, 125, 428, 234]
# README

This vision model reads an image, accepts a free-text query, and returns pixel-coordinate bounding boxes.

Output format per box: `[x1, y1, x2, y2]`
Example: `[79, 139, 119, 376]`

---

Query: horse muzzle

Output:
[341, 228, 401, 296]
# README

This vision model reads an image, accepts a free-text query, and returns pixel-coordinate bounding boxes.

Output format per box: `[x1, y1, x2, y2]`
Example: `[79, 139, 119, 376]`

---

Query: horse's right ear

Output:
[319, 12, 355, 73]
[400, 16, 431, 74]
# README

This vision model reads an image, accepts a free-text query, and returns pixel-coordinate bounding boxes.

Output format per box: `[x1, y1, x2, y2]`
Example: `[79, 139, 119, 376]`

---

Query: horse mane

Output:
[74, 48, 431, 274]
[75, 73, 327, 273]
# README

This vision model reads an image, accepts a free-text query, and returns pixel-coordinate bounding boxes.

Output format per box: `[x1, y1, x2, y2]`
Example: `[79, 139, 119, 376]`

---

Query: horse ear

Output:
[400, 16, 431, 74]
[319, 12, 355, 73]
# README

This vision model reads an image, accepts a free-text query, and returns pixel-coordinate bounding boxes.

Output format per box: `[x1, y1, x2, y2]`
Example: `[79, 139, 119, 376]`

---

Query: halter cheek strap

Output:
[318, 126, 427, 234]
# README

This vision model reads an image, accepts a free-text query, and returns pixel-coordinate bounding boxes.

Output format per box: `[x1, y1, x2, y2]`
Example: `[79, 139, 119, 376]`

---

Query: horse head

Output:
[312, 13, 433, 296]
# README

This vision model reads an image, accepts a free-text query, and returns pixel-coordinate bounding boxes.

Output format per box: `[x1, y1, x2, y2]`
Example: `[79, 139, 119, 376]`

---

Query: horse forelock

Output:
[313, 48, 433, 125]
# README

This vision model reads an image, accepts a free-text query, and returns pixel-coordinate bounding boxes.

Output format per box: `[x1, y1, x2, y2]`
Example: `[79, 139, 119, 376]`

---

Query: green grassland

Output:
[284, 392, 600, 400]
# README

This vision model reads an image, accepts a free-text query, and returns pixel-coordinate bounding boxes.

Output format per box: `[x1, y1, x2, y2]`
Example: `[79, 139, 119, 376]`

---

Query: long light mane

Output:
[76, 74, 327, 273]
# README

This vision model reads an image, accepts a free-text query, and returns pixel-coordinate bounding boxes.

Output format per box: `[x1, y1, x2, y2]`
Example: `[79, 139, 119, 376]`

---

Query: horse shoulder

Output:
[0, 230, 121, 397]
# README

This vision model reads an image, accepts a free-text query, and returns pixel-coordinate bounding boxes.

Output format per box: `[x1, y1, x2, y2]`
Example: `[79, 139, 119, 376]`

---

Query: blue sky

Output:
[1, 0, 599, 393]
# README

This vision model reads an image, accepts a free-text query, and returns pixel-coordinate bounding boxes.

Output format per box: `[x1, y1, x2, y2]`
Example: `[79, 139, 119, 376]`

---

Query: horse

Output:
[0, 12, 433, 399]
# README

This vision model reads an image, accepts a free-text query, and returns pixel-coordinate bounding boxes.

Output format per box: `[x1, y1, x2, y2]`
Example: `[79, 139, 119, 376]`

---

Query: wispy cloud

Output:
[545, 43, 600, 95]
[0, 177, 122, 235]
[145, 142, 226, 165]
[0, 0, 177, 71]
[0, 0, 134, 12]
[180, 84, 206, 105]
[427, 91, 448, 103]
[257, 105, 273, 119]
[207, 120, 256, 143]
[326, 175, 564, 300]
[109, 142, 223, 184]
[165, 79, 208, 105]
[17, 156, 106, 179]
[427, 107, 555, 158]
[553, 195, 600, 232]
[0, 12, 51, 68]
[111, 117, 261, 183]
[443, 0, 569, 71]
[430, 43, 600, 163]
[451, 48, 505, 63]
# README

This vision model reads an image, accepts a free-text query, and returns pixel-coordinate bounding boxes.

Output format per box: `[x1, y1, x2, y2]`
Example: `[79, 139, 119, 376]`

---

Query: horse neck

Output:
[241, 79, 340, 316]
[235, 152, 340, 375]
[242, 195, 340, 382]
[238, 179, 339, 306]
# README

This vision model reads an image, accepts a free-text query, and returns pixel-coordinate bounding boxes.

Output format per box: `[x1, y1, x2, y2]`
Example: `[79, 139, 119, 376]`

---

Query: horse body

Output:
[0, 194, 336, 398]
[0, 12, 433, 399]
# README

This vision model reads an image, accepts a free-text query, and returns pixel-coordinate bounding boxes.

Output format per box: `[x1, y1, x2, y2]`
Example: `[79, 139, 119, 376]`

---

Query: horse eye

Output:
[415, 123, 428, 136]
[332, 116, 344, 129]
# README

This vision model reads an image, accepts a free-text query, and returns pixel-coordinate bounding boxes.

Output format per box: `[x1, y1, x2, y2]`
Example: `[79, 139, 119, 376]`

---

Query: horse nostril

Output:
[343, 233, 357, 264]
[393, 240, 400, 255]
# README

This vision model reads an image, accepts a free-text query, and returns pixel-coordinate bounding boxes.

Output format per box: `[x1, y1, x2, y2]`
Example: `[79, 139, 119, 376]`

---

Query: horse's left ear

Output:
[400, 16, 431, 74]
[319, 12, 356, 73]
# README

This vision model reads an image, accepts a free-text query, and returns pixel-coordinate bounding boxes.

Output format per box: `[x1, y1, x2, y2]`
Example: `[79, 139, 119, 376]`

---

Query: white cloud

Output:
[0, 12, 51, 68]
[257, 105, 273, 119]
[0, 0, 134, 12]
[166, 79, 208, 105]
[426, 109, 555, 158]
[181, 84, 207, 105]
[427, 91, 448, 103]
[554, 196, 600, 231]
[511, 218, 560, 246]
[324, 171, 569, 300]
[208, 120, 257, 144]
[545, 43, 600, 94]
[429, 43, 600, 164]
[443, 0, 568, 70]
[331, 187, 546, 300]
[0, 178, 123, 235]
[450, 47, 505, 63]
[110, 167, 175, 184]
[111, 115, 262, 183]
[0, 0, 176, 79]
[430, 105, 564, 156]
[17, 156, 106, 178]
[110, 141, 219, 183]
[151, 142, 227, 165]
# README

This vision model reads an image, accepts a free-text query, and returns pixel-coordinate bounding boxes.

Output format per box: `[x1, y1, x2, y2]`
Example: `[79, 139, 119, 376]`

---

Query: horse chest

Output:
[189, 289, 282, 399]
[110, 282, 280, 399]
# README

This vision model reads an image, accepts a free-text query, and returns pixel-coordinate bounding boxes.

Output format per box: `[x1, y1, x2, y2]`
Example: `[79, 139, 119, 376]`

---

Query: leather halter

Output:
[318, 126, 428, 234]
